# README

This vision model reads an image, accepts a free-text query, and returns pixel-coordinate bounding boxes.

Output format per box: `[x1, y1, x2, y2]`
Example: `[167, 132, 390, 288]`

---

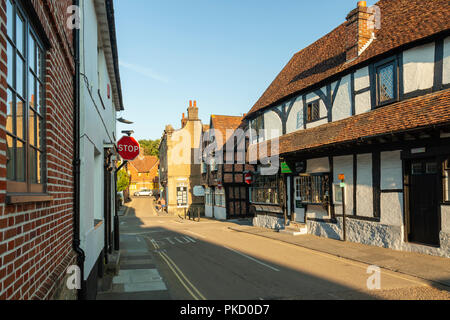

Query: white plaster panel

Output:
[306, 118, 328, 129]
[205, 205, 213, 218]
[356, 154, 373, 217]
[381, 151, 403, 190]
[443, 37, 450, 84]
[214, 206, 227, 220]
[442, 205, 450, 234]
[264, 110, 282, 140]
[286, 96, 303, 134]
[306, 205, 328, 219]
[82, 224, 104, 281]
[332, 75, 352, 122]
[333, 155, 354, 216]
[380, 192, 403, 226]
[355, 90, 371, 115]
[354, 67, 370, 91]
[306, 157, 330, 173]
[403, 42, 435, 93]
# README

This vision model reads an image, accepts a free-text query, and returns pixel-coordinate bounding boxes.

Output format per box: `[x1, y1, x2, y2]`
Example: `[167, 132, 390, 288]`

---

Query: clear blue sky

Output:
[115, 0, 377, 141]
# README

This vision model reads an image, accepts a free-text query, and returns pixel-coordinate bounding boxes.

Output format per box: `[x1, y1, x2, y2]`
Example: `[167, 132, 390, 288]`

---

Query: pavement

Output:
[96, 197, 450, 300]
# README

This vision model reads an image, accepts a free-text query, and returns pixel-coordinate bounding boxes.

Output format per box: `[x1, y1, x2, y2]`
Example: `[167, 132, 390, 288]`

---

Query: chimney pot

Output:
[358, 1, 366, 7]
[194, 100, 197, 108]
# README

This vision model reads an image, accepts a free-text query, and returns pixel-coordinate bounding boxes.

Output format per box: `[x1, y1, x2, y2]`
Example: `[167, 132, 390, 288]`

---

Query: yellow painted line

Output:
[157, 252, 200, 300]
[161, 252, 206, 300]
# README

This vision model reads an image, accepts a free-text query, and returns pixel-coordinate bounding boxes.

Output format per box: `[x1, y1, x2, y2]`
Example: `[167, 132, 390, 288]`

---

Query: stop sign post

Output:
[117, 136, 140, 161]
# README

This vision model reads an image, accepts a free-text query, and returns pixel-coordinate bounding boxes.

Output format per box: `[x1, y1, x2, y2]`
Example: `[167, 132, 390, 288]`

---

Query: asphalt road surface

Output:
[119, 197, 450, 300]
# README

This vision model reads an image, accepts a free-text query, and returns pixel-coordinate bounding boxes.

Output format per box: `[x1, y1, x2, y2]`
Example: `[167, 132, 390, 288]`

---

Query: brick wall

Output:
[0, 0, 76, 300]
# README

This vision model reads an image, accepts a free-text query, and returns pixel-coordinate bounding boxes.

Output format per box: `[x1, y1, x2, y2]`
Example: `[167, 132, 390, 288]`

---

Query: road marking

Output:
[150, 238, 160, 250]
[224, 246, 280, 272]
[186, 231, 206, 239]
[165, 238, 175, 245]
[184, 236, 196, 243]
[160, 251, 206, 300]
[136, 236, 141, 242]
[174, 237, 185, 244]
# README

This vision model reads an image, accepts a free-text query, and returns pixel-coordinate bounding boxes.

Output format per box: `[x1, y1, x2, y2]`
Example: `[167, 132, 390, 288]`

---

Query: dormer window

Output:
[306, 100, 320, 123]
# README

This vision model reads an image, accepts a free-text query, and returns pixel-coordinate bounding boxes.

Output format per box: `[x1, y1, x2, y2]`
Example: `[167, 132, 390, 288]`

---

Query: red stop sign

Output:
[245, 172, 253, 185]
[117, 136, 140, 161]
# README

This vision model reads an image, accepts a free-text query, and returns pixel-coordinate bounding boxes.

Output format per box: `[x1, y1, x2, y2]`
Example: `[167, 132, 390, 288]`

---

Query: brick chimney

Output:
[345, 1, 375, 61]
[181, 113, 187, 128]
[187, 100, 199, 120]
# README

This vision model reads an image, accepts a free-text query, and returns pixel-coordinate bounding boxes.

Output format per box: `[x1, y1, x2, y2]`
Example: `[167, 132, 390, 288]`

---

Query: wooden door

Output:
[408, 159, 440, 246]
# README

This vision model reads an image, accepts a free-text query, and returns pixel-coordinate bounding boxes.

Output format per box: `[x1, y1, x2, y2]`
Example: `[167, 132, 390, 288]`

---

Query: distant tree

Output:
[138, 139, 160, 158]
[117, 168, 130, 192]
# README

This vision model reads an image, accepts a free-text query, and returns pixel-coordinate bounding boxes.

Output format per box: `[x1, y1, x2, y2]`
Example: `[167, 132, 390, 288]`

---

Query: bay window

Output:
[250, 175, 279, 204]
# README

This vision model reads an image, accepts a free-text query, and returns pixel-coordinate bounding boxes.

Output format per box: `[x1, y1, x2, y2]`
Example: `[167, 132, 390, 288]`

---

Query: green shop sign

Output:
[281, 162, 293, 174]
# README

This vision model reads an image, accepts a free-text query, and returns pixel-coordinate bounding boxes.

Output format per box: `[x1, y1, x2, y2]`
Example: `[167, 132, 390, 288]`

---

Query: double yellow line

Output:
[149, 238, 206, 300]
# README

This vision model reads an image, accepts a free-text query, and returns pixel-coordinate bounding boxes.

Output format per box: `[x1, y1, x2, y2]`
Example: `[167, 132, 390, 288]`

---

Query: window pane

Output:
[29, 147, 37, 183]
[6, 135, 15, 180]
[16, 140, 25, 182]
[379, 64, 394, 103]
[37, 150, 42, 184]
[16, 97, 25, 140]
[6, 89, 14, 134]
[29, 33, 35, 72]
[37, 82, 44, 113]
[29, 71, 35, 109]
[37, 48, 44, 79]
[16, 54, 24, 97]
[29, 108, 36, 147]
[7, 0, 14, 40]
[7, 42, 13, 86]
[16, 12, 24, 55]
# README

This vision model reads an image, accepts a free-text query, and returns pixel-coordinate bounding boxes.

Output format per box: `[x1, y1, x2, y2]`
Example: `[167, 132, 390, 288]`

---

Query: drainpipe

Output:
[72, 0, 86, 300]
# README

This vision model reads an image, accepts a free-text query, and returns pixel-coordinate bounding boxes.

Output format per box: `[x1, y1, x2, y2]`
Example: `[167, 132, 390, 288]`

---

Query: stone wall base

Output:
[253, 214, 284, 230]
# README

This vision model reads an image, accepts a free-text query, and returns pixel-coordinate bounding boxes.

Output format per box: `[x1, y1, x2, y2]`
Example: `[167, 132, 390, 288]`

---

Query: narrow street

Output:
[102, 198, 450, 300]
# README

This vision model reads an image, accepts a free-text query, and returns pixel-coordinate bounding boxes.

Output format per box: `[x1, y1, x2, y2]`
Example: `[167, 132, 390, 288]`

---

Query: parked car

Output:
[134, 189, 153, 197]
[117, 191, 124, 206]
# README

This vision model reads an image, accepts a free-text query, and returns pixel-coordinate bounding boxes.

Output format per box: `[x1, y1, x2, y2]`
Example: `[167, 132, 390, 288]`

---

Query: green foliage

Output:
[117, 169, 130, 192]
[138, 139, 161, 158]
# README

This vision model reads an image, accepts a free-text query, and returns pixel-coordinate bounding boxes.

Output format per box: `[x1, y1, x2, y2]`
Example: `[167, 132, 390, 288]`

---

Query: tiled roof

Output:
[130, 155, 159, 173]
[249, 89, 450, 158]
[246, 0, 450, 118]
[210, 115, 244, 148]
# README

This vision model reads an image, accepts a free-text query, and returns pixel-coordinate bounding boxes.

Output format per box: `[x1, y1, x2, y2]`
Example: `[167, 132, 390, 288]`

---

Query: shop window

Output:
[250, 175, 279, 204]
[297, 174, 330, 205]
[205, 188, 213, 206]
[215, 189, 225, 207]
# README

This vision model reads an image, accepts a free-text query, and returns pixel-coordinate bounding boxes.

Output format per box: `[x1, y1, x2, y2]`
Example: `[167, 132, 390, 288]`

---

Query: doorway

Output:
[407, 158, 440, 246]
[293, 177, 306, 223]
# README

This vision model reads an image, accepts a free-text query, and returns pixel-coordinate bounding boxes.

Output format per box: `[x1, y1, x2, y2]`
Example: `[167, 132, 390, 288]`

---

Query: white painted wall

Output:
[79, 0, 118, 280]
[332, 75, 352, 122]
[205, 205, 213, 218]
[355, 90, 371, 115]
[403, 42, 435, 93]
[443, 37, 450, 85]
[381, 151, 403, 190]
[442, 205, 450, 234]
[356, 154, 373, 217]
[354, 67, 370, 91]
[214, 206, 227, 220]
[264, 110, 282, 140]
[286, 96, 303, 134]
[381, 193, 403, 226]
[333, 155, 354, 216]
[306, 118, 327, 129]
[306, 157, 329, 173]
